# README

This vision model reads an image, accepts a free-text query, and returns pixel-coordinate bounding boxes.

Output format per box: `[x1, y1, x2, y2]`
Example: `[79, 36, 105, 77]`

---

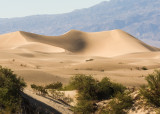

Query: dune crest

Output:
[0, 31, 64, 53]
[0, 31, 27, 49]
[0, 29, 159, 57]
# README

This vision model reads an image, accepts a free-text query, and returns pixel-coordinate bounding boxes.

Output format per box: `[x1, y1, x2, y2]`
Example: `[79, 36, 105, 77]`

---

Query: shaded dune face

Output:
[20, 30, 87, 53]
[0, 29, 159, 57]
[60, 30, 87, 52]
[65, 38, 86, 52]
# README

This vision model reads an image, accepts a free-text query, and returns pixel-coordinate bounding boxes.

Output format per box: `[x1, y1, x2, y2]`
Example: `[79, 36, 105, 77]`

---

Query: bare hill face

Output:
[0, 29, 159, 57]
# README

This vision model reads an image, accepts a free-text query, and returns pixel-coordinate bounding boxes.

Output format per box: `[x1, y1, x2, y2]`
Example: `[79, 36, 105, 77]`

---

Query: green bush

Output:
[31, 84, 47, 95]
[140, 70, 160, 107]
[31, 84, 37, 90]
[73, 100, 96, 114]
[97, 78, 126, 100]
[45, 82, 63, 90]
[111, 83, 126, 95]
[69, 74, 125, 101]
[0, 66, 26, 113]
[96, 77, 114, 100]
[61, 84, 75, 91]
[69, 74, 126, 113]
[31, 82, 63, 95]
[102, 92, 133, 114]
[69, 74, 98, 100]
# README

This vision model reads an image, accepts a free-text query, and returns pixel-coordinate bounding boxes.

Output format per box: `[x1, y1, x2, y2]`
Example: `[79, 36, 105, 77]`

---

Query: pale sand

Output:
[0, 29, 160, 88]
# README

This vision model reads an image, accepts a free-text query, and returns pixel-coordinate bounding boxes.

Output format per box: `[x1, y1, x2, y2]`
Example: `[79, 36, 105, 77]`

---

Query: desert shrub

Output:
[50, 90, 64, 99]
[140, 70, 160, 107]
[31, 84, 37, 90]
[111, 82, 126, 95]
[100, 69, 105, 72]
[31, 82, 73, 104]
[96, 77, 114, 100]
[86, 59, 94, 62]
[70, 74, 126, 113]
[31, 84, 47, 95]
[102, 92, 133, 114]
[69, 74, 98, 100]
[0, 66, 26, 113]
[69, 75, 126, 100]
[141, 66, 148, 70]
[31, 82, 63, 95]
[37, 86, 48, 95]
[45, 82, 63, 90]
[73, 100, 96, 114]
[97, 78, 126, 100]
[62, 84, 75, 91]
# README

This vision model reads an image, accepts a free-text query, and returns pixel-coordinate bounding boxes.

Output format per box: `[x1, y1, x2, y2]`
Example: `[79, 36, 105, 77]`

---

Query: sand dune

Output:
[1, 30, 159, 114]
[0, 31, 27, 49]
[0, 29, 159, 57]
[0, 31, 64, 53]
[0, 29, 160, 87]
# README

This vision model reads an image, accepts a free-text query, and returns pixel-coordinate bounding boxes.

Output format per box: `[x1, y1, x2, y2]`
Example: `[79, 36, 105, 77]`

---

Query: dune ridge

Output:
[0, 31, 64, 53]
[0, 29, 159, 57]
[0, 29, 160, 88]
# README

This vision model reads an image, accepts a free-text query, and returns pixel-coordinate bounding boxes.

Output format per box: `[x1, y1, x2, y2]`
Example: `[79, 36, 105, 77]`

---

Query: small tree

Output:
[140, 70, 160, 107]
[0, 66, 26, 113]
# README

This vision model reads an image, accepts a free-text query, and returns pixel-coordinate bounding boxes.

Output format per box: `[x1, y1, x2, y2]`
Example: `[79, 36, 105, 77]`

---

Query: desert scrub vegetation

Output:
[135, 66, 148, 70]
[101, 92, 133, 114]
[31, 81, 63, 95]
[31, 82, 73, 104]
[31, 72, 160, 114]
[45, 82, 63, 90]
[69, 74, 126, 101]
[140, 70, 160, 107]
[141, 66, 148, 70]
[0, 66, 26, 113]
[68, 74, 126, 113]
[31, 84, 48, 96]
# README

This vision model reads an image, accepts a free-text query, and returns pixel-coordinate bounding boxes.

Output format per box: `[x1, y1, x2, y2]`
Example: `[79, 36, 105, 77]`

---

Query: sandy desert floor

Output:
[0, 29, 160, 89]
[0, 50, 160, 88]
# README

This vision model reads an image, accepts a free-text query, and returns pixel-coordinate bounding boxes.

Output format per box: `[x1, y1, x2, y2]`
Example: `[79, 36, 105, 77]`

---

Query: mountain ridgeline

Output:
[0, 0, 160, 46]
